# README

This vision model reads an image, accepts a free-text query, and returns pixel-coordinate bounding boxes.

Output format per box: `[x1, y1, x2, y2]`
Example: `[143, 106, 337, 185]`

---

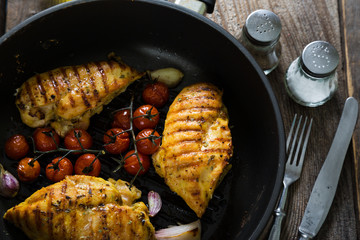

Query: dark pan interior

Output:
[0, 0, 285, 239]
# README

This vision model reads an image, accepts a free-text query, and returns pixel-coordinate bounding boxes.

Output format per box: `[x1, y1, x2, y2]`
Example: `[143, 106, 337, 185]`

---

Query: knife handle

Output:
[298, 232, 313, 240]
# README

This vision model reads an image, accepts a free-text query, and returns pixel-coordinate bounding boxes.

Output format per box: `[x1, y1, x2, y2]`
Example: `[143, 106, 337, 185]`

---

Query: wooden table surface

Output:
[1, 0, 359, 239]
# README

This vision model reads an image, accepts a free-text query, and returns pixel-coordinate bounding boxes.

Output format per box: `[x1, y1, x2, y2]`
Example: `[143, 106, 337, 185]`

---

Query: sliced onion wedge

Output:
[148, 191, 162, 217]
[155, 220, 201, 240]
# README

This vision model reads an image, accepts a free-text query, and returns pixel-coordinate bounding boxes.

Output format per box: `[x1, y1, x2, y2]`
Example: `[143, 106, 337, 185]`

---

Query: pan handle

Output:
[174, 0, 216, 14]
[198, 0, 215, 13]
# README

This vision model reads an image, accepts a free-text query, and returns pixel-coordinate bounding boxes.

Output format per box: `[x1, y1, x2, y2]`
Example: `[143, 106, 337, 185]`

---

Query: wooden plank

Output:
[0, 0, 6, 35]
[5, 0, 46, 32]
[340, 0, 360, 237]
[208, 0, 357, 239]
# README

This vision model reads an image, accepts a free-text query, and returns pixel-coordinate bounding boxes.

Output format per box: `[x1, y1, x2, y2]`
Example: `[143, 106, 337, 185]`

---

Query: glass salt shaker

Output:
[239, 9, 282, 75]
[284, 41, 339, 107]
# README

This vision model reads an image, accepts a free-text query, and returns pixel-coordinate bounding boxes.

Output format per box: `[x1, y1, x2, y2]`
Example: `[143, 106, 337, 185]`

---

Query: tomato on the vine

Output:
[112, 109, 131, 130]
[64, 129, 93, 152]
[133, 105, 159, 130]
[33, 128, 60, 152]
[46, 157, 73, 182]
[17, 157, 41, 182]
[74, 153, 101, 177]
[142, 82, 169, 108]
[103, 128, 130, 154]
[5, 134, 30, 160]
[124, 150, 150, 176]
[136, 129, 161, 155]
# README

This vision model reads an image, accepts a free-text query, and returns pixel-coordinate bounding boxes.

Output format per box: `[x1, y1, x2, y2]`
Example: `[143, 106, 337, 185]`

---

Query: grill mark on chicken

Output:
[166, 129, 203, 136]
[23, 207, 30, 231]
[72, 66, 91, 108]
[48, 71, 60, 99]
[169, 148, 231, 159]
[95, 62, 109, 94]
[60, 181, 67, 238]
[186, 95, 217, 102]
[52, 69, 67, 95]
[34, 205, 41, 231]
[85, 64, 100, 102]
[36, 74, 47, 102]
[24, 81, 36, 107]
[164, 139, 202, 149]
[168, 106, 220, 116]
[71, 183, 79, 239]
[47, 188, 54, 239]
[108, 60, 119, 88]
[87, 183, 93, 208]
[100, 210, 109, 239]
[14, 207, 20, 228]
[69, 209, 76, 239]
[60, 67, 75, 107]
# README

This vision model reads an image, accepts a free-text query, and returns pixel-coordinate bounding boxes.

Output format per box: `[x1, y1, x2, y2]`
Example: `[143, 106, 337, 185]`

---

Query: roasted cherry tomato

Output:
[33, 128, 60, 152]
[133, 105, 159, 130]
[46, 157, 73, 182]
[142, 82, 169, 108]
[103, 128, 130, 154]
[136, 129, 161, 155]
[17, 157, 41, 182]
[124, 150, 150, 176]
[5, 134, 30, 160]
[74, 153, 101, 177]
[112, 109, 131, 130]
[64, 129, 93, 152]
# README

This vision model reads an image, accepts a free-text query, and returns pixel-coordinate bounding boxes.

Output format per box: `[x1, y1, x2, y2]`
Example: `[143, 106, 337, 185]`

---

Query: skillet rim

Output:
[0, 0, 286, 239]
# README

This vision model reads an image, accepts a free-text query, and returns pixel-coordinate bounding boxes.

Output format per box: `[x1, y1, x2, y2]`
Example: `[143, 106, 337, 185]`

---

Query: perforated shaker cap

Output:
[300, 41, 339, 78]
[243, 9, 282, 46]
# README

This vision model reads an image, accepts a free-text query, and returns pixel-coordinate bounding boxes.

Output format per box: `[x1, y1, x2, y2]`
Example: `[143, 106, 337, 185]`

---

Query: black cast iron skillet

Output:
[0, 0, 285, 239]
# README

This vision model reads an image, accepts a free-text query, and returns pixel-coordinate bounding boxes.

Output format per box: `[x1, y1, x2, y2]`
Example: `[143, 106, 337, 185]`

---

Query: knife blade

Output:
[298, 97, 358, 240]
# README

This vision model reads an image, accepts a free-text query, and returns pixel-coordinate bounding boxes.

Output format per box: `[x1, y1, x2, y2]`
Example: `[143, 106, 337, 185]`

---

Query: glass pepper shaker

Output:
[239, 9, 282, 75]
[284, 41, 339, 107]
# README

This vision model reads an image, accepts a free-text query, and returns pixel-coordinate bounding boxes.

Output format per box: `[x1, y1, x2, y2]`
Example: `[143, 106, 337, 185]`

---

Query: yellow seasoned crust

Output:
[152, 82, 233, 217]
[15, 60, 144, 137]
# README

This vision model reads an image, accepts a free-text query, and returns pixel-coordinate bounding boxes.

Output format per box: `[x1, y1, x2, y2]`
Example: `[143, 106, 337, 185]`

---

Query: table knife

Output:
[298, 97, 358, 239]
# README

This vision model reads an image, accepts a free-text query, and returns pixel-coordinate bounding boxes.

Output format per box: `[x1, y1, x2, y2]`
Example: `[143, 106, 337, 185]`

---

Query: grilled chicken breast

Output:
[152, 82, 233, 217]
[15, 60, 144, 137]
[3, 175, 155, 240]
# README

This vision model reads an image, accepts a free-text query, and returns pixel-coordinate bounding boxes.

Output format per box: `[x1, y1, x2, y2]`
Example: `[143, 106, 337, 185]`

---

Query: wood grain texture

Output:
[3, 0, 360, 239]
[208, 0, 357, 239]
[0, 0, 6, 35]
[339, 0, 360, 237]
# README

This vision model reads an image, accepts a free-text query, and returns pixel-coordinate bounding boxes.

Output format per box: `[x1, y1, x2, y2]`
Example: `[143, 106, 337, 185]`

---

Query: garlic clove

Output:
[150, 68, 184, 88]
[148, 190, 162, 217]
[0, 163, 19, 198]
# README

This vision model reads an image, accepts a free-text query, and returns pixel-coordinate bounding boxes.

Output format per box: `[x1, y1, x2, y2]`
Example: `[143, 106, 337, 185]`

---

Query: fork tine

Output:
[287, 115, 303, 163]
[286, 113, 298, 152]
[296, 118, 313, 167]
[293, 116, 308, 165]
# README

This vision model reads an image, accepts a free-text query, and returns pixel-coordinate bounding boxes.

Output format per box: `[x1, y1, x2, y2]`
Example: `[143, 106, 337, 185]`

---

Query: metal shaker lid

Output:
[300, 41, 339, 77]
[243, 9, 282, 46]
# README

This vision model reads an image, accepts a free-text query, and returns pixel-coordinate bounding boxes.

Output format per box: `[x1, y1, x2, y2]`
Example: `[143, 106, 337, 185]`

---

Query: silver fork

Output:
[268, 114, 313, 240]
